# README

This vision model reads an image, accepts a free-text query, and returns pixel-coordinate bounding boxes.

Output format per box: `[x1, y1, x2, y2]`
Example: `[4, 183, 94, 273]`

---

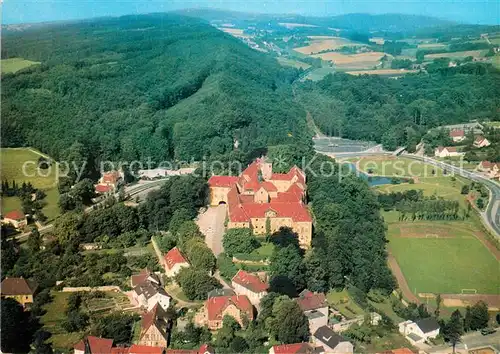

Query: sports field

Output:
[1, 148, 60, 220]
[1, 58, 41, 73]
[387, 221, 499, 295]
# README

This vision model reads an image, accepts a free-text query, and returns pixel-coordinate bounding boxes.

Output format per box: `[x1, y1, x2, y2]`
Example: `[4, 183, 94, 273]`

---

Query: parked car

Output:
[480, 327, 496, 335]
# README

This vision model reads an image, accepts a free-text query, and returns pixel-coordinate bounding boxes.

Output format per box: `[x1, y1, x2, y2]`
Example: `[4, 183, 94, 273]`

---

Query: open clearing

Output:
[417, 43, 448, 49]
[302, 67, 336, 81]
[425, 50, 484, 59]
[277, 57, 311, 69]
[1, 148, 60, 221]
[219, 28, 250, 38]
[311, 52, 387, 69]
[294, 37, 358, 54]
[1, 58, 41, 73]
[346, 156, 445, 178]
[346, 69, 417, 76]
[279, 22, 318, 29]
[387, 221, 499, 295]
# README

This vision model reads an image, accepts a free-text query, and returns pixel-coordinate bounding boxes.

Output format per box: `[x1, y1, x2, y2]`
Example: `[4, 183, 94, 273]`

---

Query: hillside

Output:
[1, 14, 308, 163]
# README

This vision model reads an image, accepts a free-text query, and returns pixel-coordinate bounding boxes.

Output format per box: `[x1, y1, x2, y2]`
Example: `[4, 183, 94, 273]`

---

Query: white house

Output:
[313, 326, 354, 353]
[1, 210, 27, 230]
[398, 318, 440, 345]
[162, 247, 190, 277]
[474, 136, 491, 148]
[231, 270, 268, 307]
[477, 161, 500, 179]
[132, 282, 171, 312]
[296, 289, 329, 335]
[434, 146, 464, 158]
[449, 129, 465, 143]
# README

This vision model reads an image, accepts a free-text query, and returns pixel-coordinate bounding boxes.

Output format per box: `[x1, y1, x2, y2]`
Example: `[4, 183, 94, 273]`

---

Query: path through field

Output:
[387, 253, 420, 304]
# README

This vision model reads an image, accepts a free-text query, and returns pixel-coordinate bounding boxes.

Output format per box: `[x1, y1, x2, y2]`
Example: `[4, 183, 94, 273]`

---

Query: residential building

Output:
[95, 170, 122, 194]
[127, 345, 165, 354]
[231, 270, 268, 306]
[398, 318, 440, 345]
[197, 295, 254, 330]
[130, 269, 161, 288]
[138, 304, 172, 348]
[377, 348, 415, 354]
[474, 136, 491, 148]
[166, 344, 215, 354]
[269, 343, 314, 354]
[208, 159, 312, 248]
[313, 326, 354, 353]
[477, 161, 500, 179]
[0, 277, 37, 308]
[295, 290, 329, 335]
[1, 210, 27, 229]
[449, 129, 465, 142]
[74, 336, 113, 354]
[132, 282, 171, 312]
[162, 247, 190, 277]
[434, 146, 464, 158]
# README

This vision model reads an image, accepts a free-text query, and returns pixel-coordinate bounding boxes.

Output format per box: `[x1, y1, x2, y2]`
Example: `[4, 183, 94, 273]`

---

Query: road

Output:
[427, 330, 500, 353]
[316, 148, 500, 238]
[196, 204, 227, 256]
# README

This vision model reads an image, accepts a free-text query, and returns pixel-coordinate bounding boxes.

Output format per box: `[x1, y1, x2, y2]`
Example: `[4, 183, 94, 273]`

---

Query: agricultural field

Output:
[219, 27, 250, 38]
[301, 66, 336, 81]
[294, 37, 358, 55]
[417, 43, 448, 49]
[1, 148, 60, 221]
[1, 57, 41, 73]
[387, 221, 499, 295]
[278, 22, 318, 29]
[277, 56, 311, 69]
[346, 69, 417, 76]
[424, 50, 485, 60]
[311, 51, 387, 70]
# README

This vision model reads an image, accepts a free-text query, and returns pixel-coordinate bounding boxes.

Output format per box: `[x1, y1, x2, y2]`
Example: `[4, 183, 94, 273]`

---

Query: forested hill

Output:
[1, 14, 308, 163]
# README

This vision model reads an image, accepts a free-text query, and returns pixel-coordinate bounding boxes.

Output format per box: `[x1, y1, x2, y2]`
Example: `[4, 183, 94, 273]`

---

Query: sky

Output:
[2, 0, 499, 25]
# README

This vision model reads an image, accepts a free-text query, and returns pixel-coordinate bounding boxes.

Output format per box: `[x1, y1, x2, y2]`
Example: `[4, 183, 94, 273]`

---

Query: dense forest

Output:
[1, 14, 309, 164]
[297, 65, 500, 150]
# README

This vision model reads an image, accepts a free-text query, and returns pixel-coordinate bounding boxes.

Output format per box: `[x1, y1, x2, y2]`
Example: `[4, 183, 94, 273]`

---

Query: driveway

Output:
[196, 204, 227, 256]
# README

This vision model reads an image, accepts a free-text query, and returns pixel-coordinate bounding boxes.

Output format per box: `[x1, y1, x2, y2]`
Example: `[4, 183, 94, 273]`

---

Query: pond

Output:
[343, 162, 409, 187]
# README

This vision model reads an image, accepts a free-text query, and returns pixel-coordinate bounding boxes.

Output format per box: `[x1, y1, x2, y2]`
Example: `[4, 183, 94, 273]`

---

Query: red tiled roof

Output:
[475, 135, 486, 143]
[111, 347, 130, 354]
[74, 336, 113, 353]
[232, 270, 269, 293]
[272, 343, 312, 354]
[3, 210, 25, 221]
[131, 269, 150, 287]
[1, 277, 36, 295]
[296, 290, 327, 312]
[449, 129, 465, 137]
[228, 199, 312, 223]
[166, 350, 197, 354]
[480, 161, 494, 169]
[208, 175, 239, 188]
[128, 345, 164, 354]
[163, 247, 188, 270]
[378, 348, 415, 354]
[95, 184, 111, 193]
[206, 295, 253, 322]
[260, 181, 278, 192]
[198, 344, 213, 354]
[437, 146, 457, 153]
[102, 171, 121, 184]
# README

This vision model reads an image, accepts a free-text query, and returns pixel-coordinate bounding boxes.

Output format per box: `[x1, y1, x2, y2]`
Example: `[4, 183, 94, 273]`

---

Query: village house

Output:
[473, 136, 491, 148]
[162, 247, 190, 277]
[313, 326, 354, 353]
[295, 289, 329, 335]
[132, 281, 171, 312]
[398, 317, 440, 345]
[449, 129, 465, 142]
[231, 270, 268, 306]
[131, 268, 161, 288]
[95, 170, 122, 194]
[1, 210, 27, 230]
[138, 304, 172, 348]
[377, 348, 415, 354]
[0, 277, 38, 308]
[197, 295, 254, 330]
[477, 161, 500, 179]
[269, 342, 315, 354]
[74, 336, 114, 354]
[208, 159, 313, 248]
[434, 146, 464, 158]
[126, 345, 165, 354]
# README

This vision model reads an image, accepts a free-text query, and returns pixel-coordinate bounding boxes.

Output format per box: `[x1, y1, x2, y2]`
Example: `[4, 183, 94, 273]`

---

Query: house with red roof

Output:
[1, 210, 27, 230]
[137, 304, 172, 348]
[74, 336, 114, 354]
[130, 269, 161, 288]
[231, 270, 268, 306]
[269, 343, 315, 354]
[208, 159, 312, 248]
[196, 295, 254, 330]
[473, 135, 491, 148]
[295, 290, 329, 335]
[377, 348, 415, 354]
[0, 276, 38, 308]
[95, 170, 123, 194]
[449, 129, 465, 142]
[162, 247, 190, 277]
[477, 161, 500, 179]
[434, 146, 464, 158]
[166, 344, 214, 354]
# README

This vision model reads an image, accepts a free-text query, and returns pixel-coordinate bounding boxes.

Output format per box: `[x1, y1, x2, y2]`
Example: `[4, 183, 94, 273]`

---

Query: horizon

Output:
[2, 0, 499, 26]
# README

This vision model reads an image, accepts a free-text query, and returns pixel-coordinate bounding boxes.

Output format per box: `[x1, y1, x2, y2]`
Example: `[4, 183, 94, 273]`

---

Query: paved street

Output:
[196, 204, 227, 256]
[427, 330, 500, 353]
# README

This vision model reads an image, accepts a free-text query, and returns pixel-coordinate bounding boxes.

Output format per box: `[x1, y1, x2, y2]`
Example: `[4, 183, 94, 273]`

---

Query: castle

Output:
[208, 159, 312, 248]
